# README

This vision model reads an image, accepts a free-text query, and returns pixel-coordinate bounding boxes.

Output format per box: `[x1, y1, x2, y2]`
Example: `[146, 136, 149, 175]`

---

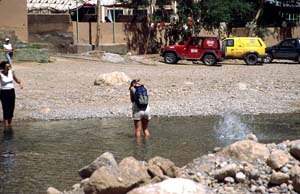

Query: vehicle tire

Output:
[263, 53, 273, 63]
[164, 52, 178, 64]
[245, 53, 258, 65]
[298, 55, 300, 64]
[202, 54, 217, 66]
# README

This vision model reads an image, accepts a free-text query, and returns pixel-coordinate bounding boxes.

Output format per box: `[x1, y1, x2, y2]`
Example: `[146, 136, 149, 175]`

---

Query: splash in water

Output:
[214, 113, 252, 140]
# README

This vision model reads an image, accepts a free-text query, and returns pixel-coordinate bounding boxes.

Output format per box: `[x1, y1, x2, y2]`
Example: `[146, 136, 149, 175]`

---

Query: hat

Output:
[130, 79, 138, 85]
[131, 79, 137, 85]
[131, 78, 140, 84]
[5, 38, 9, 41]
[131, 79, 140, 85]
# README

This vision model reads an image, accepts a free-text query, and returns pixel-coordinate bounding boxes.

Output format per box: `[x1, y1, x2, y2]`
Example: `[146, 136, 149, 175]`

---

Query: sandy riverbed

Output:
[9, 54, 300, 120]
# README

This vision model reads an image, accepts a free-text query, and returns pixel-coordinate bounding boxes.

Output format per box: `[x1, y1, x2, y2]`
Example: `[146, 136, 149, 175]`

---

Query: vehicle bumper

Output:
[218, 57, 225, 62]
[259, 54, 268, 58]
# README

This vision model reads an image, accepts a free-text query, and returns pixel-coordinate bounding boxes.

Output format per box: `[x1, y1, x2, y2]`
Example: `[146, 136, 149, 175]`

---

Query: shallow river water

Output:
[0, 113, 300, 194]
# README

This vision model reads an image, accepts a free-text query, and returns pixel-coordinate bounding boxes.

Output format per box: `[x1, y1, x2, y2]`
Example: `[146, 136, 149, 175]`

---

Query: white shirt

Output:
[0, 70, 14, 90]
[3, 43, 13, 52]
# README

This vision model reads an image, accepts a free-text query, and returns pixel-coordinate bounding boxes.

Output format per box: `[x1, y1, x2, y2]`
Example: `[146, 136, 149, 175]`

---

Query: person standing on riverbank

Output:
[3, 38, 14, 65]
[0, 61, 23, 128]
[129, 79, 151, 138]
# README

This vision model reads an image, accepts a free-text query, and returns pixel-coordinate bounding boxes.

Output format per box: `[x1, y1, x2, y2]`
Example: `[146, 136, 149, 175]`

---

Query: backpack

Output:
[134, 85, 148, 109]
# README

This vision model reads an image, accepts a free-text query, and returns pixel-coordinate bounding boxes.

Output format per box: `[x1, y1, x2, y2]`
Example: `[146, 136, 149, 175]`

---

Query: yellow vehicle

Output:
[222, 37, 266, 65]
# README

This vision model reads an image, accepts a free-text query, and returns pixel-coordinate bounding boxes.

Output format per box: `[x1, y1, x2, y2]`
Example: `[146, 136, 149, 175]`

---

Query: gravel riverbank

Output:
[11, 54, 300, 120]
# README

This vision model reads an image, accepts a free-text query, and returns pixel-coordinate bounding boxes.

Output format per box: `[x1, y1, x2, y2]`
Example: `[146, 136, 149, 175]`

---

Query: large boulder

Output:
[127, 178, 215, 194]
[83, 156, 151, 194]
[221, 140, 270, 162]
[148, 156, 179, 178]
[266, 150, 290, 170]
[147, 163, 165, 180]
[94, 71, 131, 86]
[289, 140, 300, 160]
[78, 152, 118, 179]
[118, 156, 151, 185]
[83, 165, 123, 194]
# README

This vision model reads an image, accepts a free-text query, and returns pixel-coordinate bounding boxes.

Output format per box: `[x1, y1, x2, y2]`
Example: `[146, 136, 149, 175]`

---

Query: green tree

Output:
[200, 0, 255, 36]
[176, 0, 202, 34]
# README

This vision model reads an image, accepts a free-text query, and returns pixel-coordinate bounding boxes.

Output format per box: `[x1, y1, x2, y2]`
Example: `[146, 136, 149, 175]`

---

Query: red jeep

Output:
[160, 37, 223, 65]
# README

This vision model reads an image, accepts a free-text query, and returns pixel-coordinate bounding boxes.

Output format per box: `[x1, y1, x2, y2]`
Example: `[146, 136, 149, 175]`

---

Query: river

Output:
[0, 113, 300, 193]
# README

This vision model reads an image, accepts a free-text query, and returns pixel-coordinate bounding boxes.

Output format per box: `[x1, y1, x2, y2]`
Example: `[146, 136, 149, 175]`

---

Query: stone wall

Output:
[73, 22, 155, 54]
[0, 0, 28, 42]
[28, 14, 73, 34]
[73, 22, 126, 45]
[74, 22, 158, 54]
[28, 14, 73, 53]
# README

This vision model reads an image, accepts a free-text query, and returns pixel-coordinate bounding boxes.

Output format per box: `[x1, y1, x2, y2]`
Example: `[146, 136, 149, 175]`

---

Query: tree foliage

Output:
[175, 0, 201, 33]
[200, 0, 256, 35]
[173, 0, 260, 36]
[176, 0, 201, 22]
[128, 0, 300, 42]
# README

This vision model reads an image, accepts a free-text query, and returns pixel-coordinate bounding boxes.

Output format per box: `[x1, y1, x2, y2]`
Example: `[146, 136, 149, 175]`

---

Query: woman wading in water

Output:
[129, 79, 150, 138]
[0, 61, 23, 128]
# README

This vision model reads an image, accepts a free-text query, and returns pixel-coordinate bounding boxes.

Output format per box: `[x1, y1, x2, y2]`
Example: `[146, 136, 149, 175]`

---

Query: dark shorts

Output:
[0, 89, 16, 120]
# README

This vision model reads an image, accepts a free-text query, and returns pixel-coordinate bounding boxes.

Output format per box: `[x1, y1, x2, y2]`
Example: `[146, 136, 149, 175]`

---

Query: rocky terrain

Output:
[47, 134, 300, 194]
[11, 52, 300, 120]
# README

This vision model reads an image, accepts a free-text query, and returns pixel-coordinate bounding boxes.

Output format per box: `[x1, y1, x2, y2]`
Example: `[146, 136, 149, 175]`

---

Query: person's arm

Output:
[129, 87, 135, 102]
[12, 71, 24, 89]
[3, 46, 7, 53]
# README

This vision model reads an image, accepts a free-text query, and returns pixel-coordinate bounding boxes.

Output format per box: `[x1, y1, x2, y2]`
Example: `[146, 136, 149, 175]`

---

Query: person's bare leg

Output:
[134, 120, 142, 138]
[3, 120, 9, 132]
[8, 119, 12, 125]
[3, 120, 8, 127]
[141, 119, 150, 137]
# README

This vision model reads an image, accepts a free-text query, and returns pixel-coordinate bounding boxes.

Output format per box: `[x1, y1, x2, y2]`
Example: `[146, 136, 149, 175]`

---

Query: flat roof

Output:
[27, 0, 117, 12]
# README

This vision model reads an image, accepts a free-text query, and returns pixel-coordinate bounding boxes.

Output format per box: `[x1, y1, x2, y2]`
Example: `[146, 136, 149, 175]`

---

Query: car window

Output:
[189, 38, 201, 46]
[257, 39, 263, 46]
[246, 39, 261, 47]
[225, 39, 234, 47]
[281, 40, 296, 48]
[248, 39, 256, 44]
